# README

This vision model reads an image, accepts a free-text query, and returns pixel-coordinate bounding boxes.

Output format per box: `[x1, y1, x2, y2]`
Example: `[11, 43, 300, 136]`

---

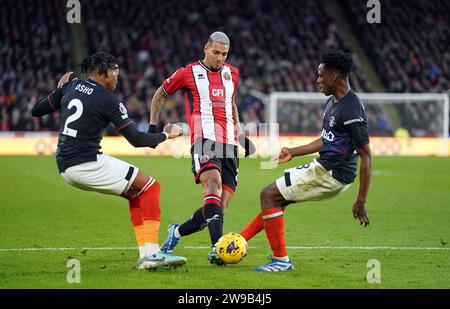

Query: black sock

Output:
[204, 203, 224, 246]
[178, 207, 207, 236]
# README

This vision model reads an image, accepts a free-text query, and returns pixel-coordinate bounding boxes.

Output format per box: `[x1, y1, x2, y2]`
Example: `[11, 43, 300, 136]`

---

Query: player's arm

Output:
[278, 138, 323, 163]
[31, 72, 75, 117]
[343, 104, 371, 227]
[120, 122, 182, 148]
[148, 85, 167, 133]
[233, 94, 255, 157]
[32, 89, 62, 117]
[353, 143, 372, 227]
[149, 68, 185, 133]
[108, 94, 181, 148]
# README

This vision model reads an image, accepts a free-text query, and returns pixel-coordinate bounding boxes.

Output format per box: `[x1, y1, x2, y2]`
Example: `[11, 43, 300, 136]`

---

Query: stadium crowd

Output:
[0, 0, 72, 131]
[341, 0, 449, 136]
[0, 0, 447, 136]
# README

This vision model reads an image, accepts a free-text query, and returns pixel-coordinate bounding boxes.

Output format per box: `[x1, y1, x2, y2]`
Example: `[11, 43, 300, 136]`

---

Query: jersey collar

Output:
[198, 60, 223, 72]
[87, 78, 100, 87]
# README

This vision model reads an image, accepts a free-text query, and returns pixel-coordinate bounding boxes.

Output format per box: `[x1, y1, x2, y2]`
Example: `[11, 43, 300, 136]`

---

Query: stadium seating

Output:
[0, 0, 447, 136]
[341, 0, 449, 136]
[82, 0, 372, 134]
[0, 0, 72, 131]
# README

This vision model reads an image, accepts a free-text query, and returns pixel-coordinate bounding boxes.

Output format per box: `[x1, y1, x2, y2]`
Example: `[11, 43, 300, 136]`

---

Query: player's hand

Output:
[163, 123, 183, 139]
[238, 135, 256, 157]
[352, 200, 369, 227]
[58, 71, 76, 88]
[278, 147, 293, 164]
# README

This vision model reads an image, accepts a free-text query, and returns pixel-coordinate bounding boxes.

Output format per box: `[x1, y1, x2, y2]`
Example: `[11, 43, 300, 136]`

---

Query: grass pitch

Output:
[0, 155, 449, 288]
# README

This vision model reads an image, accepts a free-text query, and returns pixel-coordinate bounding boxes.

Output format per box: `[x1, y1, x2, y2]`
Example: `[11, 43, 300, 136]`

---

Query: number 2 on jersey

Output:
[63, 99, 83, 137]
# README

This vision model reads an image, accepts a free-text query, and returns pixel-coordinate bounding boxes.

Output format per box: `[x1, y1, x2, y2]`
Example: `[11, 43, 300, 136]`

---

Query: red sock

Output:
[138, 180, 161, 222]
[128, 193, 145, 248]
[134, 179, 161, 245]
[262, 207, 287, 258]
[129, 197, 143, 227]
[240, 212, 264, 241]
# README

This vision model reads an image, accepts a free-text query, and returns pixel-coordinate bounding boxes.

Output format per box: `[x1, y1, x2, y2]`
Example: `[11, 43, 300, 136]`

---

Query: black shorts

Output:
[191, 138, 239, 194]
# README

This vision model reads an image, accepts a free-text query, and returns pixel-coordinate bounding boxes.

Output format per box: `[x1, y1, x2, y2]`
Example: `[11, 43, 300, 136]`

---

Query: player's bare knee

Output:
[260, 185, 281, 210]
[260, 188, 272, 209]
[221, 205, 228, 215]
[220, 201, 230, 215]
[204, 178, 222, 195]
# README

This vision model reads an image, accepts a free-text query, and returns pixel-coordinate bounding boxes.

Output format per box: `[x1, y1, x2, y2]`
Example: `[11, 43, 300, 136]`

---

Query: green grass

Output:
[0, 156, 449, 288]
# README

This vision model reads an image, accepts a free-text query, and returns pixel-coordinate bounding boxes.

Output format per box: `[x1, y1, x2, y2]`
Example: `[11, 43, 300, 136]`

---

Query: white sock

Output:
[174, 226, 181, 239]
[273, 256, 290, 262]
[145, 243, 160, 256]
[138, 246, 146, 259]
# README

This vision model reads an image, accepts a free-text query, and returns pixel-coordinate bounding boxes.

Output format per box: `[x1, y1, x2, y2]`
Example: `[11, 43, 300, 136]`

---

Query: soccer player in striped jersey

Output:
[240, 48, 372, 271]
[149, 32, 255, 265]
[31, 52, 187, 271]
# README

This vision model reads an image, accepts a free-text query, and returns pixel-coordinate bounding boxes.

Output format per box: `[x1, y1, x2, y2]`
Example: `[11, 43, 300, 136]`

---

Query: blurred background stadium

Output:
[0, 0, 448, 140]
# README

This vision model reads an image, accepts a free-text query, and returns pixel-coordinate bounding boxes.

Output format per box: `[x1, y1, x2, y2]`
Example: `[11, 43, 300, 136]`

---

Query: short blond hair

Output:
[208, 31, 230, 45]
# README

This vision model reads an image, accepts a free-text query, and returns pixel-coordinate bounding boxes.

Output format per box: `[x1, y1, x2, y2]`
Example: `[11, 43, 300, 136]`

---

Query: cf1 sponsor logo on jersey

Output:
[209, 85, 226, 104]
[321, 129, 335, 141]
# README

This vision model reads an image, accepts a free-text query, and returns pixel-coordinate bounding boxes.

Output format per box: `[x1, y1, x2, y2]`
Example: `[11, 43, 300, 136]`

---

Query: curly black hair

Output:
[320, 48, 353, 76]
[80, 52, 117, 76]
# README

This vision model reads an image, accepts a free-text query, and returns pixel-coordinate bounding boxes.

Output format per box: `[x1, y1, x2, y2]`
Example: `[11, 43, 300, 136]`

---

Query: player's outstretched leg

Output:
[128, 196, 146, 269]
[254, 182, 294, 272]
[200, 170, 226, 266]
[126, 171, 187, 270]
[240, 212, 264, 241]
[161, 205, 211, 254]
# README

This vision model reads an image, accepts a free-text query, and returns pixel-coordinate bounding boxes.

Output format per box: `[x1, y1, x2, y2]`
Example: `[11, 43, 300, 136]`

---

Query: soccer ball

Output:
[216, 232, 248, 264]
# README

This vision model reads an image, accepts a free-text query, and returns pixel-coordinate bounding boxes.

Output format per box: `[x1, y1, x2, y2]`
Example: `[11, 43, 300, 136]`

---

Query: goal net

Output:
[267, 92, 449, 156]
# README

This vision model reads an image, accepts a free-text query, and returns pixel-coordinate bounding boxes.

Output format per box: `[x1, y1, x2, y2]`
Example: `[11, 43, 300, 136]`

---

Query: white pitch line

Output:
[0, 246, 449, 252]
[0, 247, 136, 252]
[184, 246, 450, 251]
[288, 246, 450, 250]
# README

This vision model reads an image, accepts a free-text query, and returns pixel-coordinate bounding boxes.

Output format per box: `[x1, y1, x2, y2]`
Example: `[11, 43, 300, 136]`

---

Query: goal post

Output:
[268, 92, 449, 156]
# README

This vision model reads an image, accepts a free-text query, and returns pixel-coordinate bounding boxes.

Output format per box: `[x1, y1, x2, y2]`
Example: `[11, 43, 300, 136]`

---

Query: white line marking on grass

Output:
[0, 246, 449, 252]
[287, 246, 450, 250]
[184, 246, 450, 250]
[0, 247, 136, 252]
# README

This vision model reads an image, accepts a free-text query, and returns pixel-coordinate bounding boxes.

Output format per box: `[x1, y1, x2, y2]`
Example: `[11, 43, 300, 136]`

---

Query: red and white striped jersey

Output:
[162, 60, 239, 146]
